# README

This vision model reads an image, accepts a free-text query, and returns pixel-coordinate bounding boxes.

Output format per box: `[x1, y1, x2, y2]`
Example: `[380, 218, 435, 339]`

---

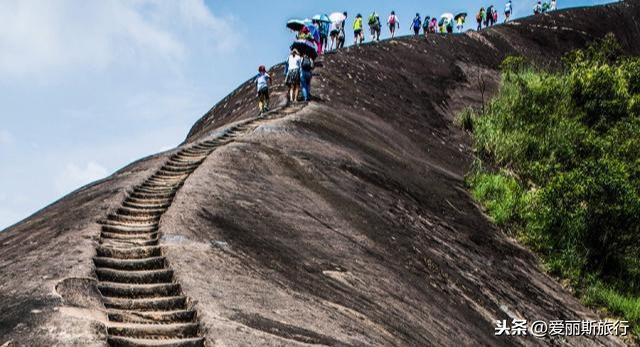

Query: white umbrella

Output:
[329, 12, 346, 23]
[441, 13, 454, 22]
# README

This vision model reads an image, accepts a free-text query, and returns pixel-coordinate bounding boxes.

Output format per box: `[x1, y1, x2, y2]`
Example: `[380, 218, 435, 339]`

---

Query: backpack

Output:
[301, 56, 313, 71]
[476, 12, 482, 22]
[368, 14, 378, 25]
[493, 11, 498, 21]
[422, 19, 429, 29]
[389, 15, 396, 25]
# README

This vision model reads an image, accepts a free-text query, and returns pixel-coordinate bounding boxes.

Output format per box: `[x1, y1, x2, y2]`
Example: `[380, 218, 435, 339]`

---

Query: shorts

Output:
[285, 69, 300, 86]
[354, 29, 362, 36]
[330, 29, 340, 37]
[389, 24, 396, 31]
[258, 87, 269, 100]
[505, 10, 511, 15]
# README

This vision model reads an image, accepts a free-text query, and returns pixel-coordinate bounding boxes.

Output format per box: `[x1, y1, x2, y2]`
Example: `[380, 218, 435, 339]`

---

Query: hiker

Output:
[411, 13, 422, 36]
[486, 6, 495, 27]
[353, 14, 364, 45]
[493, 7, 499, 23]
[542, 1, 551, 12]
[300, 53, 315, 102]
[550, 0, 557, 10]
[337, 24, 346, 48]
[368, 11, 381, 41]
[505, 0, 512, 22]
[297, 26, 312, 41]
[256, 65, 270, 114]
[456, 15, 465, 33]
[285, 49, 301, 103]
[321, 20, 330, 52]
[534, 1, 542, 15]
[422, 16, 430, 37]
[329, 12, 347, 51]
[446, 19, 454, 34]
[388, 11, 399, 38]
[477, 7, 486, 30]
[430, 17, 438, 33]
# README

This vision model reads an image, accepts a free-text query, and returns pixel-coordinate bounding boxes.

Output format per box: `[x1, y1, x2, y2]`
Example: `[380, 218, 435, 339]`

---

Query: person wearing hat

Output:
[256, 65, 270, 114]
[285, 49, 302, 103]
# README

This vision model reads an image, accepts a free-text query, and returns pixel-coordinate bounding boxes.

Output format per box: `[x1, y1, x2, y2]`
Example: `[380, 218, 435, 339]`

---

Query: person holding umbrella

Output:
[312, 14, 331, 54]
[353, 13, 364, 45]
[300, 53, 315, 102]
[329, 12, 347, 50]
[455, 13, 467, 33]
[285, 49, 302, 103]
[388, 11, 399, 38]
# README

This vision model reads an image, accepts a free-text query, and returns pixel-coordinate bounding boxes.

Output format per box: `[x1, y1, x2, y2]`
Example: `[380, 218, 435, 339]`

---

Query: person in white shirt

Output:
[256, 65, 270, 114]
[505, 0, 513, 22]
[388, 11, 399, 38]
[550, 0, 557, 11]
[285, 49, 302, 103]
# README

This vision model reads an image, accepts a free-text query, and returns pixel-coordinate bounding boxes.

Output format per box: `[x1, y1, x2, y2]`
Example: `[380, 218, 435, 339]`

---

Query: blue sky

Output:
[0, 0, 615, 230]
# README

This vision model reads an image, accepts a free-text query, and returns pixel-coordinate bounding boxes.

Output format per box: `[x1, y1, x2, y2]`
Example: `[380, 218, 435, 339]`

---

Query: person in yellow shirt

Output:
[353, 14, 364, 45]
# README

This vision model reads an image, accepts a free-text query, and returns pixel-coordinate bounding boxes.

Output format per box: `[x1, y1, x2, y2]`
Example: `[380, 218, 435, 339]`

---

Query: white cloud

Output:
[54, 161, 108, 195]
[0, 0, 237, 79]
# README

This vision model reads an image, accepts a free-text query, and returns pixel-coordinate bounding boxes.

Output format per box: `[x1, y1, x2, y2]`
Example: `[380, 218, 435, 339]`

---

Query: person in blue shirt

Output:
[256, 65, 271, 114]
[411, 13, 422, 36]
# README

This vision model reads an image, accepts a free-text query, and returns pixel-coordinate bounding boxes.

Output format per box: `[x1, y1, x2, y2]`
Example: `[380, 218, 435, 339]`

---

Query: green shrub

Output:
[455, 107, 476, 132]
[463, 34, 640, 339]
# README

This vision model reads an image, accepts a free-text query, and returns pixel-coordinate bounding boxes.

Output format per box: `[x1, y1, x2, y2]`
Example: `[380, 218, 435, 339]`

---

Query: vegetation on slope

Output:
[462, 34, 640, 338]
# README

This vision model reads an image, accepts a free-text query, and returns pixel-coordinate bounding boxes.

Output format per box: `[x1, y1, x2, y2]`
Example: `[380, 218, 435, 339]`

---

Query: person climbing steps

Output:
[256, 65, 270, 115]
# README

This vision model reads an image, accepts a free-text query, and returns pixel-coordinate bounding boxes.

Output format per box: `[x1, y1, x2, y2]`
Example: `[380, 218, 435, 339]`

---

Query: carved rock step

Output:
[116, 207, 166, 217]
[102, 225, 158, 235]
[100, 231, 158, 240]
[168, 154, 205, 162]
[107, 309, 196, 324]
[107, 213, 161, 224]
[133, 186, 179, 194]
[95, 268, 173, 284]
[99, 219, 159, 228]
[107, 322, 199, 339]
[100, 238, 160, 248]
[122, 200, 171, 210]
[93, 256, 165, 271]
[103, 296, 187, 311]
[98, 282, 180, 298]
[97, 245, 162, 259]
[107, 336, 204, 347]
[128, 191, 176, 200]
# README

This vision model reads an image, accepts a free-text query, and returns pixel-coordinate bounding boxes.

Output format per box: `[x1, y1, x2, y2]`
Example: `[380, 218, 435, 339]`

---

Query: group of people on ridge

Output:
[255, 1, 561, 113]
[534, 0, 558, 15]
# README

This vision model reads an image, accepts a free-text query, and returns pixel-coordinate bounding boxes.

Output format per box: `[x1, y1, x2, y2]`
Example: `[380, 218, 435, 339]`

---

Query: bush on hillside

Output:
[466, 34, 640, 337]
